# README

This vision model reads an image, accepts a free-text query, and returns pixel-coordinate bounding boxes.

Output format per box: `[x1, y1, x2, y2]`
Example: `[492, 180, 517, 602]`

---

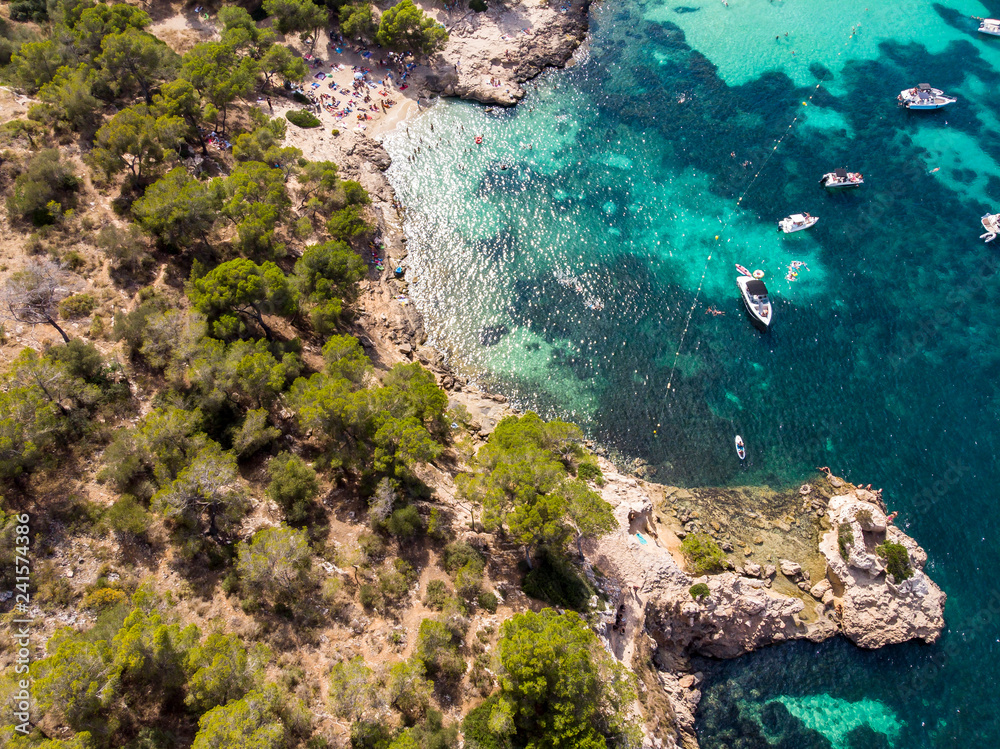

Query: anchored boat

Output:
[737, 275, 772, 330]
[898, 83, 957, 110]
[778, 213, 818, 233]
[981, 213, 1000, 242]
[979, 18, 1000, 36]
[820, 168, 864, 189]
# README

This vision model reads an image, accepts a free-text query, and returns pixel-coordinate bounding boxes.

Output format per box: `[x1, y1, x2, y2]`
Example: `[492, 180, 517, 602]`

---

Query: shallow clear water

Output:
[383, 0, 1000, 745]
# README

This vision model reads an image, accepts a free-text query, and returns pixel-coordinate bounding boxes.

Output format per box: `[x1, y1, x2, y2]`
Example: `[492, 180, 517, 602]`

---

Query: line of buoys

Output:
[664, 21, 861, 398]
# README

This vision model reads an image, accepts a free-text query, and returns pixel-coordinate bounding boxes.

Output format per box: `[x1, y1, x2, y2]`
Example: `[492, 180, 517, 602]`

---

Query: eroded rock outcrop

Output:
[582, 463, 945, 749]
[418, 0, 592, 105]
[819, 492, 946, 648]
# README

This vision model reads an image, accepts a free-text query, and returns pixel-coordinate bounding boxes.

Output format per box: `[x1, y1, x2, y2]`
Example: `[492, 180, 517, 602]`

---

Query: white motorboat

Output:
[737, 275, 772, 330]
[820, 168, 864, 188]
[979, 18, 1000, 36]
[981, 213, 1000, 242]
[778, 213, 818, 233]
[898, 83, 957, 110]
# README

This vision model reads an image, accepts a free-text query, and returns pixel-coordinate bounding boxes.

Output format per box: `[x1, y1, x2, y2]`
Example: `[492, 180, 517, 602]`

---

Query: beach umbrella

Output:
[354, 72, 364, 80]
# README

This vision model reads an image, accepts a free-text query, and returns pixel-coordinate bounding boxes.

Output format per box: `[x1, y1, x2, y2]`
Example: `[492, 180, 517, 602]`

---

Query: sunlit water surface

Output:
[383, 0, 1000, 745]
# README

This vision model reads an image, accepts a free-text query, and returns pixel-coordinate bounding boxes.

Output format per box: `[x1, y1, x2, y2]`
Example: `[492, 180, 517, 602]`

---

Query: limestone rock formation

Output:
[580, 463, 945, 748]
[819, 492, 946, 648]
[419, 0, 592, 105]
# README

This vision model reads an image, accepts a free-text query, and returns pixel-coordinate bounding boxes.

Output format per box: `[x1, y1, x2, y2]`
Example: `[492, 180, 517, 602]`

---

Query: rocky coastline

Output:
[583, 467, 945, 747]
[287, 7, 946, 748]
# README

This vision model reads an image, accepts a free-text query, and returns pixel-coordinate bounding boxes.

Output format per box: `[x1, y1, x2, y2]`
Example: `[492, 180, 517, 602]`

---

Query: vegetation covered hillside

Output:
[0, 3, 629, 749]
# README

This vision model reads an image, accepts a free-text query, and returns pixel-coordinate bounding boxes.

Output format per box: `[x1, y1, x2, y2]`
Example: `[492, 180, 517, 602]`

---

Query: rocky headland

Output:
[575, 467, 946, 747]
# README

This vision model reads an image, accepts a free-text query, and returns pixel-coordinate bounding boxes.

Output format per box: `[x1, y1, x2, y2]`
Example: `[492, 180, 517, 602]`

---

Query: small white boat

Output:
[737, 275, 772, 330]
[735, 435, 746, 461]
[981, 213, 1000, 242]
[898, 83, 957, 110]
[820, 168, 864, 189]
[979, 18, 1000, 36]
[778, 213, 818, 233]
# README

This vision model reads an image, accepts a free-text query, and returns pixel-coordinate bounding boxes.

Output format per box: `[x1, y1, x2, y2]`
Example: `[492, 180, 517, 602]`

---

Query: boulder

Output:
[779, 560, 802, 578]
[809, 579, 832, 600]
[743, 562, 762, 578]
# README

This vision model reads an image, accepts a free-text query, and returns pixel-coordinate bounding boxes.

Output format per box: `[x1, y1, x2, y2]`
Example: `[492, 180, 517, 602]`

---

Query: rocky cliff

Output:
[580, 464, 946, 748]
[416, 0, 592, 105]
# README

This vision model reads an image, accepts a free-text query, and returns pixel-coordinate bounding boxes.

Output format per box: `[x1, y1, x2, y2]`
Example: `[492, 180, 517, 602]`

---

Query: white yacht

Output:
[737, 275, 772, 330]
[981, 213, 1000, 242]
[898, 84, 957, 110]
[778, 213, 818, 233]
[820, 168, 864, 189]
[979, 18, 1000, 36]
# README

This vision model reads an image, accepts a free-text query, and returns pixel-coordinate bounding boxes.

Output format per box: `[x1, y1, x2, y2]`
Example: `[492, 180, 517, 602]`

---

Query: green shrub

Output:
[232, 409, 281, 458]
[267, 452, 320, 524]
[350, 719, 395, 749]
[6, 149, 79, 225]
[294, 215, 313, 239]
[97, 223, 151, 276]
[10, 0, 48, 22]
[46, 339, 105, 381]
[424, 579, 450, 609]
[855, 508, 874, 529]
[103, 495, 150, 541]
[876, 541, 913, 582]
[689, 583, 710, 601]
[379, 559, 416, 601]
[386, 504, 422, 537]
[469, 0, 487, 11]
[680, 533, 727, 575]
[310, 299, 344, 339]
[426, 507, 448, 541]
[81, 587, 127, 610]
[358, 583, 382, 610]
[454, 561, 483, 599]
[476, 590, 498, 613]
[375, 0, 448, 54]
[521, 549, 594, 611]
[326, 203, 372, 241]
[443, 541, 484, 576]
[414, 618, 465, 682]
[461, 695, 506, 749]
[838, 522, 854, 560]
[286, 109, 321, 128]
[62, 250, 85, 270]
[396, 709, 459, 749]
[358, 532, 386, 563]
[58, 293, 97, 319]
[576, 458, 604, 485]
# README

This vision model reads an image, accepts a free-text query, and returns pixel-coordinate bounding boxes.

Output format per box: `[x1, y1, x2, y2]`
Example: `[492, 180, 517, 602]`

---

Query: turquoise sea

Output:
[383, 0, 1000, 745]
